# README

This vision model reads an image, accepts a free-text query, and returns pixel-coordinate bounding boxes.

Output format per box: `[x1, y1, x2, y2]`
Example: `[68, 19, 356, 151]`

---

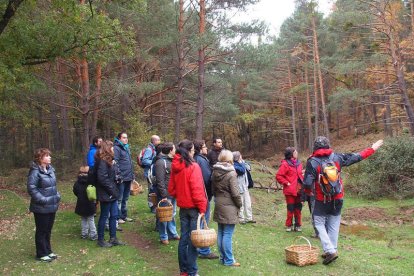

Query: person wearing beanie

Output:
[73, 166, 97, 240]
[303, 136, 383, 265]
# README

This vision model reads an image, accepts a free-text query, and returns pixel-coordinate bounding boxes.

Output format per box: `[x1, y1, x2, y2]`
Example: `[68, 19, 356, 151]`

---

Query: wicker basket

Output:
[148, 193, 158, 206]
[130, 180, 143, 196]
[285, 236, 319, 267]
[156, 199, 173, 222]
[191, 214, 217, 248]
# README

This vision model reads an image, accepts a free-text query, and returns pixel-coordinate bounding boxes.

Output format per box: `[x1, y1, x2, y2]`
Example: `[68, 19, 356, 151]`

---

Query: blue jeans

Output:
[98, 201, 118, 241]
[198, 200, 211, 256]
[313, 200, 343, 254]
[118, 180, 131, 220]
[217, 223, 236, 265]
[159, 198, 178, 241]
[178, 208, 199, 276]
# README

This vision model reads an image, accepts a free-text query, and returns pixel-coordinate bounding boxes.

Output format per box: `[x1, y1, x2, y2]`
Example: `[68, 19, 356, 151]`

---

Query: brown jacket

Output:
[212, 162, 242, 224]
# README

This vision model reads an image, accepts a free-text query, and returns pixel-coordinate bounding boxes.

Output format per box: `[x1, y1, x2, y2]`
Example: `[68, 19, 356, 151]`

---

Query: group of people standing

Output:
[26, 132, 383, 274]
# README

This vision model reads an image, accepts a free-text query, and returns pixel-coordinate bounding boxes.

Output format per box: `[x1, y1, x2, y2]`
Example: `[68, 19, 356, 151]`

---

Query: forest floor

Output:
[0, 133, 413, 275]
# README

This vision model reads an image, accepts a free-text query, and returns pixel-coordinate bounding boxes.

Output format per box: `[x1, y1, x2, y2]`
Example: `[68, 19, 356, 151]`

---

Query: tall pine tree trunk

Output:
[287, 61, 298, 149]
[304, 49, 313, 150]
[175, 0, 185, 143]
[90, 63, 101, 140]
[195, 0, 206, 140]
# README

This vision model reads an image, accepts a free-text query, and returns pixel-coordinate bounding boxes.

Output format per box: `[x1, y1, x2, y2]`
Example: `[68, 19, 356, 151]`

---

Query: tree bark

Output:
[195, 0, 206, 140]
[0, 0, 24, 36]
[90, 63, 101, 140]
[175, 0, 185, 143]
[287, 61, 298, 149]
[304, 49, 313, 150]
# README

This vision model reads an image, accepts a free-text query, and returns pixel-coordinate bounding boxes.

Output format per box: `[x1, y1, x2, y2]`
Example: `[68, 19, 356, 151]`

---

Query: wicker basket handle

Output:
[292, 236, 312, 251]
[196, 213, 209, 231]
[157, 198, 172, 208]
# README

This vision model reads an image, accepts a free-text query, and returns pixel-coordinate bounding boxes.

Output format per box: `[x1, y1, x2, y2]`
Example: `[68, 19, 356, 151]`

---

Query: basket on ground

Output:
[130, 180, 143, 196]
[156, 199, 173, 222]
[191, 214, 216, 248]
[149, 192, 158, 206]
[285, 236, 319, 266]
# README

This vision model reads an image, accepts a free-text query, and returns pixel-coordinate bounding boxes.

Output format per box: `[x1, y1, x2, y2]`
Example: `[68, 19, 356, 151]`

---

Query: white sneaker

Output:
[125, 217, 133, 222]
[118, 219, 126, 224]
[286, 226, 293, 232]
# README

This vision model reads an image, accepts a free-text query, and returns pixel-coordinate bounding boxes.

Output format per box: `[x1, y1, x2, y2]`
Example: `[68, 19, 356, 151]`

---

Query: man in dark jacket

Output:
[207, 138, 223, 166]
[114, 132, 135, 224]
[194, 140, 218, 259]
[303, 136, 383, 265]
[87, 136, 102, 169]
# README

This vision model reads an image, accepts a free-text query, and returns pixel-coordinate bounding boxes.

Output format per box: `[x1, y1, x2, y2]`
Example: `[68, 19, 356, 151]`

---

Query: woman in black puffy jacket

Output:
[95, 140, 125, 247]
[27, 148, 61, 262]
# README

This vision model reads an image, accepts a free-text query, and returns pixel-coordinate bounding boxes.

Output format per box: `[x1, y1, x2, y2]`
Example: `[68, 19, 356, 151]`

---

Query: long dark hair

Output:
[176, 139, 194, 167]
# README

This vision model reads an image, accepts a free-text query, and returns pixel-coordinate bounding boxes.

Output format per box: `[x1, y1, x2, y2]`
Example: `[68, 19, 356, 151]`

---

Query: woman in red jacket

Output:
[168, 139, 207, 276]
[276, 147, 304, 232]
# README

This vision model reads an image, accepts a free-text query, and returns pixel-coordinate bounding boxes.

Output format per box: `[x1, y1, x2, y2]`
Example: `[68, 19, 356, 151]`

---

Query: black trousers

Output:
[33, 212, 56, 258]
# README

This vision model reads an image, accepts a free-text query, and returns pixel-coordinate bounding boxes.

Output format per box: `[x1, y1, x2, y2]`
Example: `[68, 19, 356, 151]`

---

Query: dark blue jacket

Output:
[96, 159, 120, 202]
[27, 162, 60, 214]
[87, 144, 98, 168]
[113, 139, 134, 182]
[194, 153, 212, 201]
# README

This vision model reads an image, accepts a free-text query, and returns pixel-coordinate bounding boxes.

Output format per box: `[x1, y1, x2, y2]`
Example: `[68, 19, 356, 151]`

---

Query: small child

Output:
[73, 166, 97, 240]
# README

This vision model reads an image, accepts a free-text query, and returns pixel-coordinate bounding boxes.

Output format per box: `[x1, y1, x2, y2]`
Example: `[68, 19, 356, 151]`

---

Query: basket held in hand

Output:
[130, 180, 143, 196]
[285, 236, 319, 266]
[156, 199, 173, 222]
[191, 214, 217, 248]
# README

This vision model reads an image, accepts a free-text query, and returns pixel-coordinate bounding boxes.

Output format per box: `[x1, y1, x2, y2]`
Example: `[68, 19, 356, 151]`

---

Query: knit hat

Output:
[313, 136, 330, 151]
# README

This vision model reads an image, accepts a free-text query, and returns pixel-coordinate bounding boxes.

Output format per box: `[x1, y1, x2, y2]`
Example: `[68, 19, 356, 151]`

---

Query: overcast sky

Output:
[232, 0, 335, 36]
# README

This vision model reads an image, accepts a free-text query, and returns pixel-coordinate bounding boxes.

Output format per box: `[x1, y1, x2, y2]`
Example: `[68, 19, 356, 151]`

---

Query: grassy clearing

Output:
[1, 168, 413, 275]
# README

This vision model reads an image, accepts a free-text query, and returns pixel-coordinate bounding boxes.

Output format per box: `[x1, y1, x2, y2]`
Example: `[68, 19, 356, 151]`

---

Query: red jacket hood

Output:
[312, 148, 333, 157]
[171, 153, 187, 173]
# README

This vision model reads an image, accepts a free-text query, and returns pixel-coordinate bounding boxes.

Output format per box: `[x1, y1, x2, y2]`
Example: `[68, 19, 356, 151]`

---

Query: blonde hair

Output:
[79, 166, 89, 174]
[218, 150, 233, 164]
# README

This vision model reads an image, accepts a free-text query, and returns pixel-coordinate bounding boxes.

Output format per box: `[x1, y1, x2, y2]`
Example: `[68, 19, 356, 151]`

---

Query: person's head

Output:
[34, 148, 51, 166]
[79, 166, 89, 176]
[92, 136, 103, 147]
[212, 138, 223, 150]
[151, 135, 161, 146]
[218, 150, 233, 164]
[97, 140, 114, 165]
[313, 136, 330, 151]
[161, 142, 175, 156]
[176, 139, 195, 167]
[232, 151, 242, 162]
[193, 139, 207, 155]
[117, 132, 128, 145]
[284, 147, 298, 160]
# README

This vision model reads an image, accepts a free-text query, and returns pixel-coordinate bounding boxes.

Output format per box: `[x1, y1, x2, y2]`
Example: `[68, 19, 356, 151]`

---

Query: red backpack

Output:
[137, 146, 155, 168]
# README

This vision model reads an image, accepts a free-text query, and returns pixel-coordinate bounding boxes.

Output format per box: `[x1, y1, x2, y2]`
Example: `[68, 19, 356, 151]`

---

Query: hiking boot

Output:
[36, 256, 53, 262]
[323, 252, 338, 265]
[125, 217, 134, 222]
[48, 253, 58, 259]
[321, 252, 328, 259]
[109, 237, 126, 246]
[199, 253, 219, 259]
[286, 226, 293, 232]
[97, 240, 113, 248]
[160, 240, 169, 245]
[118, 218, 126, 224]
[295, 226, 302, 232]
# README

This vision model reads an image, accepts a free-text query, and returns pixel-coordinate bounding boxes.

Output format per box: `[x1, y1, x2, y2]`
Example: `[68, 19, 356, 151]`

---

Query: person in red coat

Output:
[276, 147, 304, 232]
[168, 139, 207, 276]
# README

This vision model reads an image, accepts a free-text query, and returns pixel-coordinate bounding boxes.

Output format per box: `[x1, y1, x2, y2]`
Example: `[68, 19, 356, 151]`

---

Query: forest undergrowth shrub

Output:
[346, 136, 414, 199]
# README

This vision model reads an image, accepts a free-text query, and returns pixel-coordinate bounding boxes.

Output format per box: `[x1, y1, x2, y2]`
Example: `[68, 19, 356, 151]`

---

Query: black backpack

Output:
[311, 154, 342, 199]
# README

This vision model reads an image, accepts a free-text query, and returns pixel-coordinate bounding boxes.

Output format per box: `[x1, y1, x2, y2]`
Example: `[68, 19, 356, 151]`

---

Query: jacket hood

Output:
[312, 148, 333, 157]
[213, 162, 235, 181]
[89, 144, 97, 150]
[171, 153, 187, 173]
[282, 158, 301, 167]
[114, 138, 130, 151]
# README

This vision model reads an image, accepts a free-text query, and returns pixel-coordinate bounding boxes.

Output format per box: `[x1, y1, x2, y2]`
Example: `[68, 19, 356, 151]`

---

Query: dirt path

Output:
[122, 224, 179, 276]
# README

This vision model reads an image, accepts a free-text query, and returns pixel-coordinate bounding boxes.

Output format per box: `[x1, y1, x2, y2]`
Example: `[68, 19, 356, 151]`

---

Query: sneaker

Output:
[90, 235, 98, 241]
[81, 235, 88, 239]
[125, 217, 134, 222]
[97, 240, 113, 248]
[118, 218, 126, 224]
[36, 256, 53, 262]
[116, 226, 123, 232]
[286, 226, 293, 232]
[230, 262, 241, 267]
[160, 240, 169, 245]
[109, 237, 126, 246]
[239, 220, 246, 225]
[323, 252, 338, 265]
[48, 253, 57, 259]
[172, 235, 180, 240]
[295, 226, 302, 232]
[199, 253, 219, 259]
